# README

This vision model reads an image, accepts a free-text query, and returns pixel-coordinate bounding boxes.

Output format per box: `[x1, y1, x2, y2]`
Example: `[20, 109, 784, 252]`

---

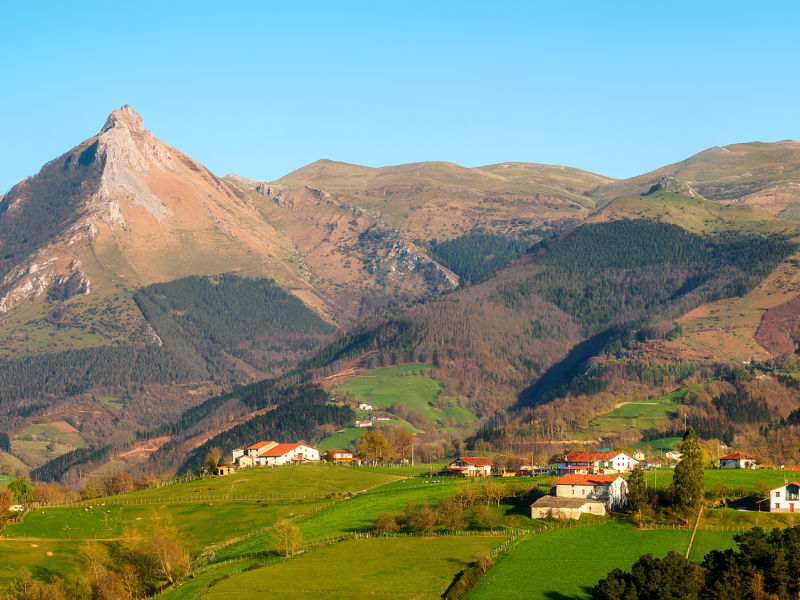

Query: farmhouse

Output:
[556, 451, 638, 474]
[447, 457, 492, 477]
[355, 420, 373, 428]
[554, 474, 627, 510]
[358, 403, 373, 411]
[260, 443, 320, 466]
[784, 465, 800, 471]
[719, 453, 757, 469]
[666, 450, 682, 461]
[242, 441, 278, 459]
[325, 449, 356, 464]
[761, 481, 800, 512]
[530, 496, 606, 520]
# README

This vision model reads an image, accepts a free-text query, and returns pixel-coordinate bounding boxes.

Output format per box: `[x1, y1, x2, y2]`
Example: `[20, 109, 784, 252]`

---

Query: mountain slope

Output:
[593, 141, 800, 218]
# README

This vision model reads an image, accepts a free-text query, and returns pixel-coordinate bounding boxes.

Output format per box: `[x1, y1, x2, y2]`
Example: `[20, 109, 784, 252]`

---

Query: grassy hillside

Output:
[467, 520, 692, 600]
[338, 363, 477, 427]
[593, 141, 800, 218]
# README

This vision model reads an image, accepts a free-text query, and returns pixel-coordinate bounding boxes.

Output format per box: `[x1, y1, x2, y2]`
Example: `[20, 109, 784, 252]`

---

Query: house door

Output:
[791, 503, 795, 513]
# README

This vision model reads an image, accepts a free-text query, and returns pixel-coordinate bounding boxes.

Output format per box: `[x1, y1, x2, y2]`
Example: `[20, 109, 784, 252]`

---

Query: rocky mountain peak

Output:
[101, 104, 145, 134]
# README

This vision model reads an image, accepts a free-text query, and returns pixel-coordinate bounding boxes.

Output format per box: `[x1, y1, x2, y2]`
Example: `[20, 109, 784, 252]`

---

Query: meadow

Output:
[576, 386, 698, 440]
[645, 468, 792, 496]
[338, 363, 477, 426]
[205, 536, 506, 600]
[467, 520, 692, 600]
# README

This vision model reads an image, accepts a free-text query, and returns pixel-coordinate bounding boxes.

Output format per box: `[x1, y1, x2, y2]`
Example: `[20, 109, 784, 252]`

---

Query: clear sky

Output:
[2, 1, 799, 193]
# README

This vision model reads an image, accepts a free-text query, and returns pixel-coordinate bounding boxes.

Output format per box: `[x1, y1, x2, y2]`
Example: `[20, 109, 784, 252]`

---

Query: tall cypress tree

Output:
[627, 464, 648, 525]
[671, 427, 705, 519]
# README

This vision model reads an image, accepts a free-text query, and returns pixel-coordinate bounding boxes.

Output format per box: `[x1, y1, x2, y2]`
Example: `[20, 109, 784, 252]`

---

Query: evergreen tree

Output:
[626, 465, 648, 524]
[671, 427, 705, 518]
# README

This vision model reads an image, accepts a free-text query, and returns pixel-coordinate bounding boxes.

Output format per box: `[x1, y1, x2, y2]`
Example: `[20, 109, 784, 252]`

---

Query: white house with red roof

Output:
[261, 443, 320, 466]
[555, 474, 628, 510]
[761, 481, 800, 512]
[556, 451, 638, 475]
[447, 457, 493, 477]
[719, 452, 757, 469]
[244, 441, 278, 459]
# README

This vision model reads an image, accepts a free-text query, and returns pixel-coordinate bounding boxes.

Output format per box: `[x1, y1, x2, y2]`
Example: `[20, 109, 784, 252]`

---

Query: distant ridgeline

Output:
[0, 275, 334, 412]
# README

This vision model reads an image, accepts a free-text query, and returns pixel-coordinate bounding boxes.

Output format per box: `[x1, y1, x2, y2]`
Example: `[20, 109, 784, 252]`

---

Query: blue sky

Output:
[1, 1, 798, 192]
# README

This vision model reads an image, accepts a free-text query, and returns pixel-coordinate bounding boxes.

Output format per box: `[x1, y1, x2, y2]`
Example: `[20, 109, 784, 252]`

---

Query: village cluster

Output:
[212, 440, 800, 520]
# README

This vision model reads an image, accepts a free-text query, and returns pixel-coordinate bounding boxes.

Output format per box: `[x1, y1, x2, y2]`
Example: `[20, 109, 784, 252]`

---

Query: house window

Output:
[776, 492, 780, 497]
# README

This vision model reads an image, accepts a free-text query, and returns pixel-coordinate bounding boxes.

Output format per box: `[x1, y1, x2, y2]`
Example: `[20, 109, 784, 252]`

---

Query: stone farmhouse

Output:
[530, 473, 628, 520]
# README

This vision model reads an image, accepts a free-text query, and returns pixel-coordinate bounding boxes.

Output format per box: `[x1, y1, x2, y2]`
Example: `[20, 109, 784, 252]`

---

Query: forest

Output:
[133, 274, 334, 374]
[429, 233, 525, 284]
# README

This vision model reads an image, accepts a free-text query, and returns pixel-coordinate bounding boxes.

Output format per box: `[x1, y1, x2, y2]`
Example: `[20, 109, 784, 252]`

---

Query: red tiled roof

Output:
[766, 481, 800, 493]
[556, 474, 621, 486]
[785, 465, 800, 471]
[720, 453, 754, 461]
[261, 443, 318, 457]
[247, 441, 275, 450]
[564, 451, 630, 462]
[449, 457, 493, 467]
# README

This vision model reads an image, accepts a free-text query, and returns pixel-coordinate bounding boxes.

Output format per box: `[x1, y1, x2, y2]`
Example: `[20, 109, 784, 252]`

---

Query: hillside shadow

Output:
[516, 327, 621, 409]
[543, 586, 593, 599]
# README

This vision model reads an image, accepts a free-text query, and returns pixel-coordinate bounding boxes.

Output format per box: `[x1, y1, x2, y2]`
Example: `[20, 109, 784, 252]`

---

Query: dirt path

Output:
[613, 401, 658, 409]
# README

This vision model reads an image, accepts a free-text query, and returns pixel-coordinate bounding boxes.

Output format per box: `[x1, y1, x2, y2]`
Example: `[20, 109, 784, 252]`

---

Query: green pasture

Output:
[157, 558, 269, 600]
[339, 363, 477, 426]
[116, 464, 401, 502]
[467, 520, 693, 600]
[205, 536, 506, 600]
[98, 396, 127, 411]
[645, 468, 792, 496]
[702, 507, 800, 530]
[0, 539, 84, 584]
[5, 499, 332, 554]
[576, 386, 704, 442]
[630, 436, 682, 454]
[316, 427, 363, 452]
[688, 529, 737, 561]
[17, 424, 85, 447]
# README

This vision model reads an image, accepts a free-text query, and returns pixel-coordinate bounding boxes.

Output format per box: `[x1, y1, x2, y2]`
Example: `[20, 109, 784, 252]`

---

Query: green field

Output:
[577, 387, 698, 440]
[0, 539, 84, 584]
[205, 536, 506, 600]
[315, 427, 363, 452]
[645, 468, 792, 496]
[338, 364, 477, 427]
[467, 520, 693, 600]
[1, 465, 403, 579]
[213, 478, 462, 562]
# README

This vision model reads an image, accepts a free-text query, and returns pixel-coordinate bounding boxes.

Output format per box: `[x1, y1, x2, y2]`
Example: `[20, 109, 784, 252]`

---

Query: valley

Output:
[3, 105, 800, 599]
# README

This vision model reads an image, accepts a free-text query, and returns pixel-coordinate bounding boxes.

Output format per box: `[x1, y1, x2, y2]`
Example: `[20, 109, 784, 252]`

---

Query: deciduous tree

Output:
[272, 518, 303, 557]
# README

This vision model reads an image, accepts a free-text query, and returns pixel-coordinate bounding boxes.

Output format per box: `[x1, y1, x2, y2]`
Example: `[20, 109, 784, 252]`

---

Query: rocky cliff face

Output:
[0, 106, 459, 327]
